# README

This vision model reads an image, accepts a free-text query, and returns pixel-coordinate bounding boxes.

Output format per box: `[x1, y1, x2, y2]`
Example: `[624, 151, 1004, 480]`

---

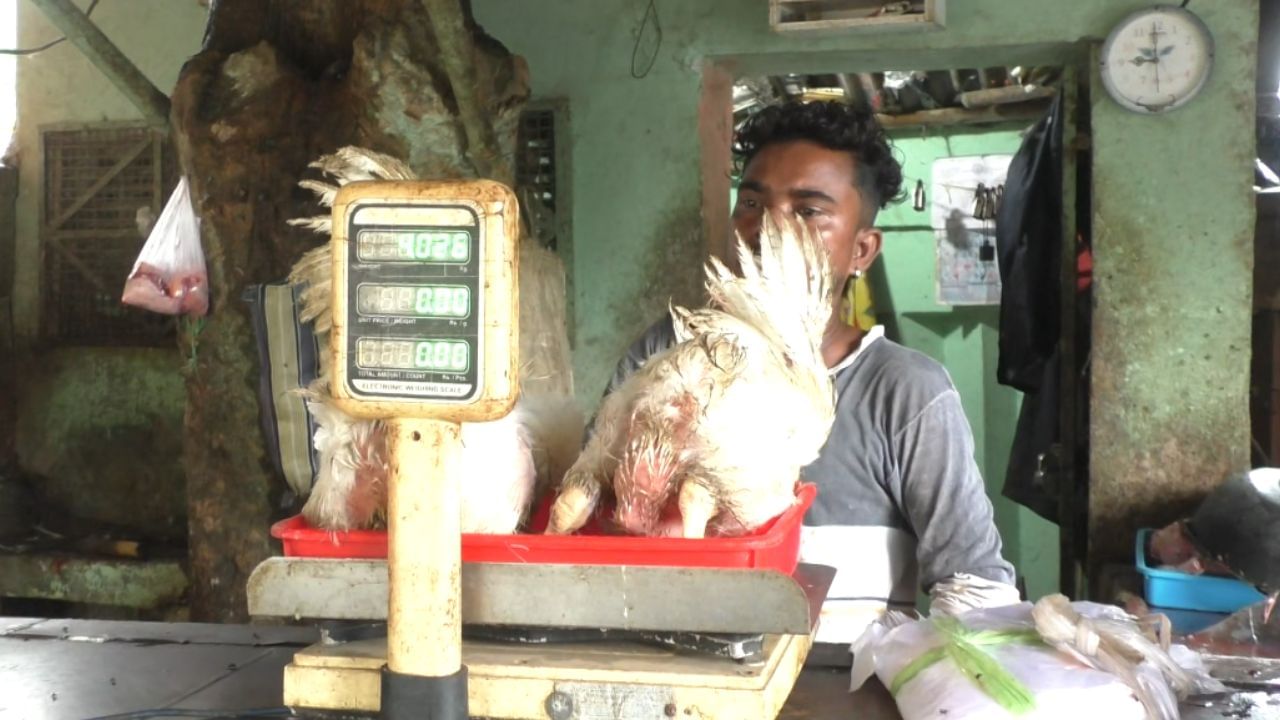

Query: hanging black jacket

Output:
[996, 94, 1069, 524]
[996, 94, 1063, 394]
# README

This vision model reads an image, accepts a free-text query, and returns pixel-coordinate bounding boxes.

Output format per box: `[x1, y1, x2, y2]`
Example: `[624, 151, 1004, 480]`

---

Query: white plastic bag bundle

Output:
[849, 600, 1221, 720]
[1031, 595, 1224, 720]
[122, 177, 208, 316]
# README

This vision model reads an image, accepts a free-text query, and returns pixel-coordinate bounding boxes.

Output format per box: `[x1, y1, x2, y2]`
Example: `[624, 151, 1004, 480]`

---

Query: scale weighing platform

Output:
[246, 179, 833, 719]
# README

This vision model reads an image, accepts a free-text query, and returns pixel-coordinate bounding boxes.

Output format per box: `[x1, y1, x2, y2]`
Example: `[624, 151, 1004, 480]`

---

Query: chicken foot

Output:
[678, 480, 718, 539]
[547, 414, 623, 534]
[547, 477, 601, 535]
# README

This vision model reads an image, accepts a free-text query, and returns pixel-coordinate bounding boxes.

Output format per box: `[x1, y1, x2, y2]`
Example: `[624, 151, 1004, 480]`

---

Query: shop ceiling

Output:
[733, 66, 1061, 131]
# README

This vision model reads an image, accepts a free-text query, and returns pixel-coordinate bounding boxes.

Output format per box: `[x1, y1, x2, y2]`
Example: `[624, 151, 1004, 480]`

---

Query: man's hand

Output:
[929, 573, 1022, 617]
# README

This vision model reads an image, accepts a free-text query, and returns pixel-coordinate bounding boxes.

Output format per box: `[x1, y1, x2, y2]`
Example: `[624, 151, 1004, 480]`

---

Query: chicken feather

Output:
[549, 215, 836, 538]
[282, 145, 581, 533]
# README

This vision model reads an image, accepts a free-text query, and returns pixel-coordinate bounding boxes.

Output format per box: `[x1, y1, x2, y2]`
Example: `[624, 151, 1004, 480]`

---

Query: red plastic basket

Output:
[271, 483, 815, 575]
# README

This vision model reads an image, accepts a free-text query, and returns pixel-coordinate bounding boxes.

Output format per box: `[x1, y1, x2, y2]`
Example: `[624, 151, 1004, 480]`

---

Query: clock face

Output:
[1100, 6, 1214, 114]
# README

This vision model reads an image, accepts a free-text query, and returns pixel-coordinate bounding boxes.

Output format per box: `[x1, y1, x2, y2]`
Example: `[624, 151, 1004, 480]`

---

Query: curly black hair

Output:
[733, 100, 906, 216]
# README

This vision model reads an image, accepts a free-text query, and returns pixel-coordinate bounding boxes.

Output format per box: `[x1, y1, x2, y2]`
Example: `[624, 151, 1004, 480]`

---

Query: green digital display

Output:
[356, 284, 470, 318]
[357, 230, 471, 263]
[356, 338, 471, 372]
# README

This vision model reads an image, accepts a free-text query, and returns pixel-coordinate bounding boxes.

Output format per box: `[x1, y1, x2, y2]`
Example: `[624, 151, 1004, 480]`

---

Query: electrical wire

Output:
[83, 707, 292, 720]
[629, 0, 661, 79]
[0, 0, 102, 56]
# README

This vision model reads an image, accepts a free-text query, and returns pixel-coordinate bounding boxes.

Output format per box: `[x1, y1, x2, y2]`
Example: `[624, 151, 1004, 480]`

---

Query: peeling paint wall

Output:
[1088, 5, 1258, 568]
[475, 0, 1258, 583]
[14, 348, 186, 538]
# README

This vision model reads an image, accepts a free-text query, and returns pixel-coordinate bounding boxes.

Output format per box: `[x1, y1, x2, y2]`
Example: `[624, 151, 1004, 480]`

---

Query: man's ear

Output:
[848, 228, 884, 275]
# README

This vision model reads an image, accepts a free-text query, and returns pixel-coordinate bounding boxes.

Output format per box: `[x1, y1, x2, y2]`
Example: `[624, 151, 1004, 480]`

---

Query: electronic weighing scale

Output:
[246, 179, 833, 719]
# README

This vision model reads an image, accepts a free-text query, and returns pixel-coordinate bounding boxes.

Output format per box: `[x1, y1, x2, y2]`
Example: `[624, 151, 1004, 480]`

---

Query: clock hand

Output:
[1150, 22, 1162, 93]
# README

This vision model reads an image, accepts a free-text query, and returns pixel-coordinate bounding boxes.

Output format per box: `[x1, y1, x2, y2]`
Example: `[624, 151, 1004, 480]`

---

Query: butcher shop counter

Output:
[4, 616, 1280, 720]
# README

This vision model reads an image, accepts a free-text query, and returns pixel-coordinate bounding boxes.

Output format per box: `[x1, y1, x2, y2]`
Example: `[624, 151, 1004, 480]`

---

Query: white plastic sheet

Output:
[849, 603, 1200, 720]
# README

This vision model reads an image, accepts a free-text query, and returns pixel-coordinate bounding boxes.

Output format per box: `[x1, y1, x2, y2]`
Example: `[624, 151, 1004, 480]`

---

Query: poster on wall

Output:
[930, 154, 1013, 306]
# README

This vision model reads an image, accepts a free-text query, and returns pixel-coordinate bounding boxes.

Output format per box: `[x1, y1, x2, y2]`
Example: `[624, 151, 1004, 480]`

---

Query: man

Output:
[599, 100, 1018, 648]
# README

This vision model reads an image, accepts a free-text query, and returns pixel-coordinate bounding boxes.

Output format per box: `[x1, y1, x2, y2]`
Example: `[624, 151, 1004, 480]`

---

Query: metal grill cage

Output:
[515, 108, 558, 251]
[42, 124, 178, 346]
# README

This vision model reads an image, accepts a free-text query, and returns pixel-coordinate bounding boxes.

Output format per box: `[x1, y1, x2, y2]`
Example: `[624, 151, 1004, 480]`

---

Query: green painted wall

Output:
[14, 348, 186, 539]
[1088, 19, 1257, 571]
[872, 126, 1060, 600]
[475, 0, 1256, 588]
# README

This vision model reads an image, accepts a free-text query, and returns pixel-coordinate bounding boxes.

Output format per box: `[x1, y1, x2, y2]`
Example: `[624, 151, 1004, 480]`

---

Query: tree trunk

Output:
[171, 0, 528, 621]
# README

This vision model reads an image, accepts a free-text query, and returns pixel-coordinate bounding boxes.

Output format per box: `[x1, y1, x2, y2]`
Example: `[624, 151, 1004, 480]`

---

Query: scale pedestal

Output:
[248, 560, 833, 719]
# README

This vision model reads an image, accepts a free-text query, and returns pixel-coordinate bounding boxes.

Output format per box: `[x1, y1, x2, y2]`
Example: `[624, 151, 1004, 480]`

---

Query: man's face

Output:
[731, 139, 878, 280]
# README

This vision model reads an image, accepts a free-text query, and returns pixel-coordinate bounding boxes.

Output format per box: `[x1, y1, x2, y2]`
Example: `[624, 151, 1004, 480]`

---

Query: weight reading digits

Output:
[357, 230, 471, 263]
[356, 338, 471, 372]
[340, 203, 485, 403]
[356, 284, 471, 318]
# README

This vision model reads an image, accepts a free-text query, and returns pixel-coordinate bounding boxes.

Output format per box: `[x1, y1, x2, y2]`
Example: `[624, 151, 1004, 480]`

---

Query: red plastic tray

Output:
[271, 483, 815, 575]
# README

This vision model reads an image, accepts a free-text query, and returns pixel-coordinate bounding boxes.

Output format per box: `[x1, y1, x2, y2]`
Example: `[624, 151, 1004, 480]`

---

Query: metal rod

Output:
[1058, 63, 1082, 599]
[836, 73, 869, 110]
[27, 0, 170, 126]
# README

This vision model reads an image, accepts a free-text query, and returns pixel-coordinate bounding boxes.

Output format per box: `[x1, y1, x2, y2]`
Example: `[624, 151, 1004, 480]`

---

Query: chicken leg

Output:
[678, 480, 717, 539]
[547, 477, 601, 535]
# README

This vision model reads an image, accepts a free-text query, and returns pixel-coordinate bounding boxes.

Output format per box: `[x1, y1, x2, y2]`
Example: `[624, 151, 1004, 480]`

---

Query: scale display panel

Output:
[344, 207, 482, 402]
[329, 180, 518, 421]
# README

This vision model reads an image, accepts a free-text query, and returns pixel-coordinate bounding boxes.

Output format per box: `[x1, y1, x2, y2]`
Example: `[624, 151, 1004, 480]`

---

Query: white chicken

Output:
[285, 146, 582, 533]
[548, 215, 836, 538]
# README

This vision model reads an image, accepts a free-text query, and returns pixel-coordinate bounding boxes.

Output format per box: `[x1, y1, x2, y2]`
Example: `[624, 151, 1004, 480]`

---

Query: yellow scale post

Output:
[254, 179, 827, 719]
[327, 179, 519, 719]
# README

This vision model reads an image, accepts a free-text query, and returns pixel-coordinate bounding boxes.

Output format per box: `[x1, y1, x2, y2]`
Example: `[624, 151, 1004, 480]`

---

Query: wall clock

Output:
[1099, 5, 1214, 114]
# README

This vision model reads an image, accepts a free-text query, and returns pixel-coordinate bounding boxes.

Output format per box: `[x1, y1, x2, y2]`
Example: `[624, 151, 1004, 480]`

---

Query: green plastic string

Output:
[889, 616, 1041, 715]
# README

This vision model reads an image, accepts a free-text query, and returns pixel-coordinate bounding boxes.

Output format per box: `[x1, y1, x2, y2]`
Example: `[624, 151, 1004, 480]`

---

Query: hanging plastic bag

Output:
[121, 177, 208, 316]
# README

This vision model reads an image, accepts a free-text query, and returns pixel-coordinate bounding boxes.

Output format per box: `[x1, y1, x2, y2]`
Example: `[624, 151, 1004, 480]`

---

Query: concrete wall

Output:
[474, 0, 1257, 583]
[14, 348, 187, 538]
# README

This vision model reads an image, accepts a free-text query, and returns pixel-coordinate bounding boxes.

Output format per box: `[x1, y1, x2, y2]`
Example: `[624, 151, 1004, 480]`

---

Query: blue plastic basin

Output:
[1135, 528, 1265, 613]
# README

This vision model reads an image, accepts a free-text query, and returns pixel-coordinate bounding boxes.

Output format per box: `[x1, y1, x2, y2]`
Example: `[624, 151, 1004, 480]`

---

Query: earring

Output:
[841, 269, 864, 328]
[913, 179, 926, 212]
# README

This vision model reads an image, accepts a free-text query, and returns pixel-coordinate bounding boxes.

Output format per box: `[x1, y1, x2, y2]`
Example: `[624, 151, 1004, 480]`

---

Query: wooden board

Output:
[768, 0, 945, 34]
[246, 558, 825, 635]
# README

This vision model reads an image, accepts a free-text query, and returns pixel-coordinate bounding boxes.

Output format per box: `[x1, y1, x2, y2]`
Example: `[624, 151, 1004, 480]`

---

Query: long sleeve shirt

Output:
[596, 317, 1016, 643]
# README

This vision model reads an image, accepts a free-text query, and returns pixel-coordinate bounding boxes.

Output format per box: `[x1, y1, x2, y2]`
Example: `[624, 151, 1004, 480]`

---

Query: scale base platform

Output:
[285, 633, 813, 719]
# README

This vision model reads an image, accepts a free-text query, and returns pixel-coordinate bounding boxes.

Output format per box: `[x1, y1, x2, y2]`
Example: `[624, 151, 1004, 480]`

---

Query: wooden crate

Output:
[769, 0, 946, 34]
